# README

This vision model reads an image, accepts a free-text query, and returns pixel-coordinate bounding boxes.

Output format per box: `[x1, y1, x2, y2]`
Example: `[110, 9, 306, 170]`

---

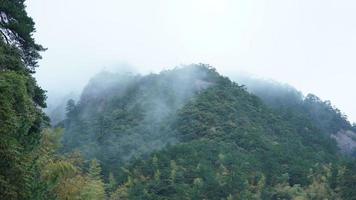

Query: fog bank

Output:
[26, 0, 356, 122]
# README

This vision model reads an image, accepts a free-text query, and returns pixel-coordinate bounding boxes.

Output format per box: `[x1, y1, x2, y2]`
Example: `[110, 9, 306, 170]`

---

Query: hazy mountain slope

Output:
[234, 75, 356, 156]
[61, 65, 221, 174]
[111, 67, 344, 199]
[56, 65, 356, 199]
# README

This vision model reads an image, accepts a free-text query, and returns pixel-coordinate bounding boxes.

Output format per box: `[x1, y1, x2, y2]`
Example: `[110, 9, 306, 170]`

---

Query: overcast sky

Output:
[26, 0, 356, 123]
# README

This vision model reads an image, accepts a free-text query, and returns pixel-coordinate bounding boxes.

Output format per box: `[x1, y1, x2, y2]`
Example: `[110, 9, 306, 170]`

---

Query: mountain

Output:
[233, 75, 356, 156]
[60, 64, 355, 199]
[2, 1, 354, 199]
[61, 66, 220, 174]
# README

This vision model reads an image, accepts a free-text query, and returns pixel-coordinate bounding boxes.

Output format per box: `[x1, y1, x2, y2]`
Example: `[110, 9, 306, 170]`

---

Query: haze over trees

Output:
[0, 1, 355, 200]
[57, 65, 356, 199]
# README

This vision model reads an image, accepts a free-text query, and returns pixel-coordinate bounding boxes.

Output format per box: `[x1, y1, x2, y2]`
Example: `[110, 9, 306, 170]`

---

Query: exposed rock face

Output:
[331, 130, 356, 156]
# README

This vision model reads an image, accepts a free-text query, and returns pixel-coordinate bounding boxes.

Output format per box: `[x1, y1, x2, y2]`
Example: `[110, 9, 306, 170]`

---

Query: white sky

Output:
[26, 0, 356, 123]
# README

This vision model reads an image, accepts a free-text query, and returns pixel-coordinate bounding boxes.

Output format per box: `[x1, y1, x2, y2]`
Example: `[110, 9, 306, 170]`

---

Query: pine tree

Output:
[88, 159, 102, 180]
[0, 0, 46, 72]
[81, 159, 106, 200]
[107, 172, 117, 194]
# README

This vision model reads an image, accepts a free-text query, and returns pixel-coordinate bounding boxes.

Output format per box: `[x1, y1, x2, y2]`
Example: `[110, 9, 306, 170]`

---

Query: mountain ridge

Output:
[55, 64, 356, 199]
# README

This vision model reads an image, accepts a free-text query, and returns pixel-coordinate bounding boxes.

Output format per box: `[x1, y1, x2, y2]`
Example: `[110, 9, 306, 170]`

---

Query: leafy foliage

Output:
[30, 129, 107, 200]
[0, 1, 47, 199]
[1, 1, 355, 198]
[236, 75, 353, 136]
[60, 64, 355, 199]
[61, 65, 220, 175]
[0, 0, 45, 72]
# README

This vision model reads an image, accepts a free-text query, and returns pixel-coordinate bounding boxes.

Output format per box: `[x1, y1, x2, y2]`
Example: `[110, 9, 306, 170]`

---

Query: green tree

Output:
[340, 162, 356, 200]
[0, 0, 46, 72]
[81, 159, 106, 200]
[0, 0, 46, 198]
[88, 159, 102, 180]
[107, 172, 117, 194]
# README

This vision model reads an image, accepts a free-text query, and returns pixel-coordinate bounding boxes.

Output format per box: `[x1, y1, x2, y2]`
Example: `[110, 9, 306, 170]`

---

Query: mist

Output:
[3, 1, 356, 198]
[26, 0, 356, 123]
[60, 65, 220, 174]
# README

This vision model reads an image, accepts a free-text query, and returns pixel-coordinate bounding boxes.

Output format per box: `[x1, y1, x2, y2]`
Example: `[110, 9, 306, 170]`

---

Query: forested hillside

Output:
[1, 1, 355, 199]
[59, 65, 356, 199]
[234, 76, 356, 156]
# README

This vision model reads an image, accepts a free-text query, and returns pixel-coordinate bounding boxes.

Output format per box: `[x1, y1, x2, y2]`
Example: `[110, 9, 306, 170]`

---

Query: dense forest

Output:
[58, 65, 356, 199]
[1, 1, 355, 200]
